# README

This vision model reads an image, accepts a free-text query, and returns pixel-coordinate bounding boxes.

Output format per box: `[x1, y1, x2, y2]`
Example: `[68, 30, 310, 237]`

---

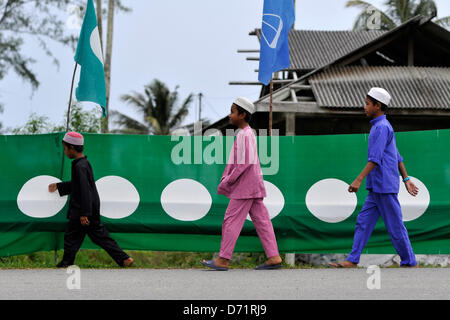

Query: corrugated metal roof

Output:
[254, 29, 386, 71]
[254, 16, 444, 105]
[309, 66, 450, 109]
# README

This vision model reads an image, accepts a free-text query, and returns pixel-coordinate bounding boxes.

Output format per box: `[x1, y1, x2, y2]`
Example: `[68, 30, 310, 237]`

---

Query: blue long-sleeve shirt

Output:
[366, 115, 403, 194]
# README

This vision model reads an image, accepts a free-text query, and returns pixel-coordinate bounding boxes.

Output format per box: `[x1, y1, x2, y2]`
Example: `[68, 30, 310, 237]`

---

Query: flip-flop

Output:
[200, 259, 228, 271]
[254, 262, 282, 270]
[400, 264, 419, 268]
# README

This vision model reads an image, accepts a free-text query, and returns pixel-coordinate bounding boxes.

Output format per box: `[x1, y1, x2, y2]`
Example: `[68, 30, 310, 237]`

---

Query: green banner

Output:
[1, 130, 449, 257]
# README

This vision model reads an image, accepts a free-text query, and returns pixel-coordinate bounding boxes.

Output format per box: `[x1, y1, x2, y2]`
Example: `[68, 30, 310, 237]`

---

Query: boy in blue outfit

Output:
[330, 87, 419, 268]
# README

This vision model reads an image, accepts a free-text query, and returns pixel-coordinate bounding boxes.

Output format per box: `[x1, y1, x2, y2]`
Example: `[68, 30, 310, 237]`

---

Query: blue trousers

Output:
[347, 192, 417, 266]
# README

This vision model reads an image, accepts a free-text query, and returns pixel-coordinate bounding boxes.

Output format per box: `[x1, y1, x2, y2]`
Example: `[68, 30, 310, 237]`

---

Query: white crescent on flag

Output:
[90, 26, 104, 65]
[262, 13, 283, 49]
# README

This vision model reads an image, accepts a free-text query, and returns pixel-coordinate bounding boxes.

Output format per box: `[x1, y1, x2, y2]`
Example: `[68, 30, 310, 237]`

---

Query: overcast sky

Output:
[1, 0, 449, 131]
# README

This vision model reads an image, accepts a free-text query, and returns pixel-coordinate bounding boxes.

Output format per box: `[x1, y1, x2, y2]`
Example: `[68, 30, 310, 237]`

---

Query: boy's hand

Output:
[220, 176, 231, 185]
[80, 216, 90, 226]
[348, 179, 361, 193]
[48, 183, 57, 193]
[405, 180, 419, 197]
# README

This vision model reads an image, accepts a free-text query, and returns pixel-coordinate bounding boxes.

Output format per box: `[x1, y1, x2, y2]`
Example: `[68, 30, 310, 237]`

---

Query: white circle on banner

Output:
[398, 176, 430, 222]
[247, 181, 284, 221]
[306, 178, 357, 223]
[161, 179, 212, 221]
[17, 175, 67, 218]
[96, 176, 140, 219]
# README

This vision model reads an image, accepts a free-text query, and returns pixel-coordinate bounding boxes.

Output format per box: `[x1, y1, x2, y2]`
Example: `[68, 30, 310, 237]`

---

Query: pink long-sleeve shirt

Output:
[217, 125, 266, 199]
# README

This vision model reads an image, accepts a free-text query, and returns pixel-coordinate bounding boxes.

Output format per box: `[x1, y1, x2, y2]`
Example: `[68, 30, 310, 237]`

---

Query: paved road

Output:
[0, 268, 449, 300]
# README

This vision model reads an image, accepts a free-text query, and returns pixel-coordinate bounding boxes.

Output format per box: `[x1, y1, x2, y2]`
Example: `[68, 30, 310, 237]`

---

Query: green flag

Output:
[74, 0, 107, 117]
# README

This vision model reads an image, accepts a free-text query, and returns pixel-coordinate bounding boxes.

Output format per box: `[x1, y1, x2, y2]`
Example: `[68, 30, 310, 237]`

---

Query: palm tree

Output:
[347, 0, 450, 30]
[111, 79, 194, 135]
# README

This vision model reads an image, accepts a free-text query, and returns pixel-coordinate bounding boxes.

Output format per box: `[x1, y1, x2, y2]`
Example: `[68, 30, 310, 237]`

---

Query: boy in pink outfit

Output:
[201, 97, 282, 271]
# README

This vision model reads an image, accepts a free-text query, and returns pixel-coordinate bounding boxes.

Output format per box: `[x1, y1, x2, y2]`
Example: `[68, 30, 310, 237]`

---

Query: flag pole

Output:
[57, 62, 77, 265]
[269, 77, 273, 136]
[66, 63, 78, 131]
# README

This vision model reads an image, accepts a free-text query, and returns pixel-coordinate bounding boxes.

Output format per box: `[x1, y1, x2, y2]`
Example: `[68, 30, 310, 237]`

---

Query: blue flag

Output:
[258, 0, 295, 85]
[74, 0, 107, 117]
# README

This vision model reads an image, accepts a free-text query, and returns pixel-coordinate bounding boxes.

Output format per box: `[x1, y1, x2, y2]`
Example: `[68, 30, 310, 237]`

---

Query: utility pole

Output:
[103, 0, 115, 133]
[96, 0, 103, 50]
[285, 0, 297, 268]
[198, 92, 203, 122]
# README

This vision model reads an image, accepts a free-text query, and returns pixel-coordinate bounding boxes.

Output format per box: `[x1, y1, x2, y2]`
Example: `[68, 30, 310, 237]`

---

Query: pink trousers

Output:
[219, 198, 280, 260]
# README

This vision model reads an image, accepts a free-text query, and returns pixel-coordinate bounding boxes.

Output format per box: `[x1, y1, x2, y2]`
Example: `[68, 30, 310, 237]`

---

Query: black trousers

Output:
[62, 219, 130, 266]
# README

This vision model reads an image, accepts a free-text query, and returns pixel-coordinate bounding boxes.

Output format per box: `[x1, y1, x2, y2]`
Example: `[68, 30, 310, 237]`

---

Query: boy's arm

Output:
[76, 165, 93, 218]
[398, 161, 419, 196]
[348, 162, 377, 192]
[398, 161, 407, 180]
[225, 164, 252, 185]
[223, 135, 255, 185]
[55, 182, 72, 196]
[349, 125, 388, 193]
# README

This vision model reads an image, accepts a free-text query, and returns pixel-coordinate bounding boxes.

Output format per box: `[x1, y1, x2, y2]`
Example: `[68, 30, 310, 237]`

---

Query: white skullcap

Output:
[234, 97, 255, 114]
[368, 87, 391, 106]
[63, 132, 84, 146]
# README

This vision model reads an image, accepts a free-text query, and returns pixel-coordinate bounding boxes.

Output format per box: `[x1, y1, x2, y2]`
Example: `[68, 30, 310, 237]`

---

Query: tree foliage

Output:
[111, 80, 194, 135]
[12, 102, 101, 134]
[0, 0, 79, 89]
[0, 0, 131, 131]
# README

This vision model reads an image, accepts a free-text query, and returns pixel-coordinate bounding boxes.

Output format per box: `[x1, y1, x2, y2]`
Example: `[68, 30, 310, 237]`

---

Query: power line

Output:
[198, 92, 203, 122]
[202, 97, 225, 118]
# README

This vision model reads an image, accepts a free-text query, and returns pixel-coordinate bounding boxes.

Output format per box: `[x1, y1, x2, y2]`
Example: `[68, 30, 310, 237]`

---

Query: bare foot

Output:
[213, 257, 230, 268]
[123, 257, 134, 267]
[328, 260, 357, 268]
[266, 255, 282, 266]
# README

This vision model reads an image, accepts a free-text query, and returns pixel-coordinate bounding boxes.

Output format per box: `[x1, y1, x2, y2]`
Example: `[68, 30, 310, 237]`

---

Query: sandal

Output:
[254, 262, 282, 270]
[200, 259, 229, 271]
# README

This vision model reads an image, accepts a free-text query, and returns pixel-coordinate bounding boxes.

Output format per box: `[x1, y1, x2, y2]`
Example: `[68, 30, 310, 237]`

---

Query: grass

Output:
[0, 250, 289, 269]
[0, 251, 447, 269]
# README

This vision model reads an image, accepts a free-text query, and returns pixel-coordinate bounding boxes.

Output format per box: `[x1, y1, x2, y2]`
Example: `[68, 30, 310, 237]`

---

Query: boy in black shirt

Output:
[49, 132, 133, 268]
